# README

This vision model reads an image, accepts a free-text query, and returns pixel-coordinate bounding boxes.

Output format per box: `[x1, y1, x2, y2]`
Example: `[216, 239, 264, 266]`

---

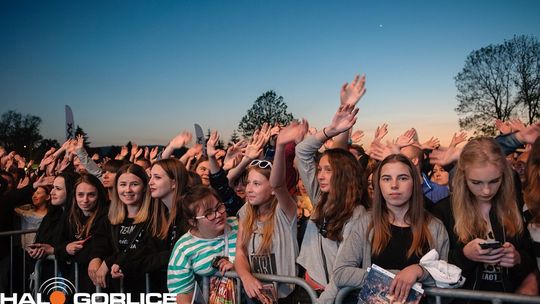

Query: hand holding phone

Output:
[479, 241, 502, 250]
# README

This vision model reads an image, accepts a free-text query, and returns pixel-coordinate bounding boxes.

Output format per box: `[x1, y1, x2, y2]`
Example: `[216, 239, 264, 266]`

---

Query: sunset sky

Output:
[2, 0, 540, 146]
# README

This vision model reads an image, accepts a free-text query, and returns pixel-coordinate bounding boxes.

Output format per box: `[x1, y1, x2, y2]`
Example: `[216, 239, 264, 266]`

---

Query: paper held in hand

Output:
[357, 264, 424, 304]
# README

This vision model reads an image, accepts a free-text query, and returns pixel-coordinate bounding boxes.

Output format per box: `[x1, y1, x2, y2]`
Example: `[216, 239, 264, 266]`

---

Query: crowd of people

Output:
[1, 72, 540, 304]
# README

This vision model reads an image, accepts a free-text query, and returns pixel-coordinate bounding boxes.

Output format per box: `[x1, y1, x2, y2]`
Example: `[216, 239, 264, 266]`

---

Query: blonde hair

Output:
[240, 166, 278, 254]
[452, 137, 523, 243]
[108, 164, 152, 227]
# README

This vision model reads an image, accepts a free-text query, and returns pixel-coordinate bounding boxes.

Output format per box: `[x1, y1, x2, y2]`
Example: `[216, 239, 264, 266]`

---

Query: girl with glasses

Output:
[234, 121, 306, 303]
[167, 185, 238, 303]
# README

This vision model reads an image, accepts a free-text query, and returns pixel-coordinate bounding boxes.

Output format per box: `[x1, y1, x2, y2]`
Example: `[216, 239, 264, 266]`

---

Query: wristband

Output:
[323, 128, 331, 140]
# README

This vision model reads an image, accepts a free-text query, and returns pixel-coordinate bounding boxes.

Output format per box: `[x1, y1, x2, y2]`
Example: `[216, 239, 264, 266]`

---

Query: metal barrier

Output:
[335, 286, 540, 304]
[0, 228, 38, 295]
[200, 271, 319, 303]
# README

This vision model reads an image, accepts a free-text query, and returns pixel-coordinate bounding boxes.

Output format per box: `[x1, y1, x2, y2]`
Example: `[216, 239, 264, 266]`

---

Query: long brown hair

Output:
[452, 137, 523, 243]
[108, 164, 152, 227]
[151, 158, 189, 239]
[312, 149, 369, 241]
[370, 154, 432, 258]
[524, 137, 540, 223]
[69, 174, 107, 239]
[240, 165, 278, 254]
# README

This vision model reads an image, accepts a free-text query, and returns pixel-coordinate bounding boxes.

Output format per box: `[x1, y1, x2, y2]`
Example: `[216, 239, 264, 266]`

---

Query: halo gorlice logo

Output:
[0, 277, 75, 304]
[39, 277, 76, 304]
[0, 276, 177, 304]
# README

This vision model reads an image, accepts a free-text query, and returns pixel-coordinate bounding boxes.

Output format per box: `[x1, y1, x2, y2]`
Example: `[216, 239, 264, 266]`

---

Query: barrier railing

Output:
[0, 228, 38, 295]
[335, 286, 540, 304]
[200, 271, 319, 303]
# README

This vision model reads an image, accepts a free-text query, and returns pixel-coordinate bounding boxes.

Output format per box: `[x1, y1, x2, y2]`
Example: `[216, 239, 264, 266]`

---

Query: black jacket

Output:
[432, 197, 536, 292]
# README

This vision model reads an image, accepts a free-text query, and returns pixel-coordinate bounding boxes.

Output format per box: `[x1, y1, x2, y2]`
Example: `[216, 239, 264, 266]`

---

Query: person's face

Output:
[234, 180, 246, 199]
[117, 173, 145, 206]
[195, 161, 210, 186]
[51, 176, 67, 206]
[317, 155, 333, 193]
[76, 182, 98, 214]
[32, 187, 50, 208]
[102, 171, 117, 189]
[465, 163, 503, 205]
[149, 165, 175, 199]
[246, 170, 273, 206]
[431, 165, 449, 186]
[192, 196, 227, 236]
[379, 162, 414, 208]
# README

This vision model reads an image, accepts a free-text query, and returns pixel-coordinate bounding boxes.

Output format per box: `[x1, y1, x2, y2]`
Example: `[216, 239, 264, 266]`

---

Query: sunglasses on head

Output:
[249, 159, 273, 169]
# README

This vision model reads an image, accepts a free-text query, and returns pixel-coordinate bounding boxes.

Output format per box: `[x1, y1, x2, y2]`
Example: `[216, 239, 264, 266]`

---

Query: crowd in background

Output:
[1, 72, 540, 304]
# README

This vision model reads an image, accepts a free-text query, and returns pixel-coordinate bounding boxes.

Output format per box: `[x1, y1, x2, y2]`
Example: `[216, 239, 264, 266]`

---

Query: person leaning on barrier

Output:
[333, 154, 449, 304]
[234, 121, 305, 303]
[167, 185, 238, 304]
[295, 103, 369, 303]
[432, 138, 538, 297]
[89, 164, 167, 294]
[54, 173, 109, 293]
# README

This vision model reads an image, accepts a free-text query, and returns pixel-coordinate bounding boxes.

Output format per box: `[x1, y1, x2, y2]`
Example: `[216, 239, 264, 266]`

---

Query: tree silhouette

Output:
[75, 125, 91, 149]
[0, 110, 43, 158]
[238, 90, 294, 137]
[455, 35, 540, 136]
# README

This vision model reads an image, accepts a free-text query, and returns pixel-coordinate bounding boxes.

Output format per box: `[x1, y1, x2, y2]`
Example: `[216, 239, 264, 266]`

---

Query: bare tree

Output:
[455, 35, 540, 135]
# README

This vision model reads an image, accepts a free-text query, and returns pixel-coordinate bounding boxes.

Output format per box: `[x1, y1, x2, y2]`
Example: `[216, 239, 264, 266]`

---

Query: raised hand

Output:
[395, 128, 416, 148]
[170, 131, 193, 149]
[351, 130, 364, 144]
[276, 119, 309, 146]
[144, 147, 150, 160]
[149, 146, 159, 161]
[340, 73, 366, 106]
[244, 135, 266, 160]
[327, 104, 359, 137]
[508, 118, 526, 132]
[75, 134, 84, 150]
[429, 146, 462, 166]
[134, 147, 143, 159]
[206, 131, 220, 158]
[495, 119, 512, 134]
[515, 121, 540, 144]
[223, 140, 246, 170]
[421, 137, 440, 150]
[368, 140, 398, 161]
[449, 131, 467, 147]
[118, 146, 129, 159]
[374, 123, 388, 141]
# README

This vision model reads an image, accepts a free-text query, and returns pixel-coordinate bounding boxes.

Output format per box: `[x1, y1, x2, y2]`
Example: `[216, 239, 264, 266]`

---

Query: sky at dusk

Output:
[1, 0, 540, 147]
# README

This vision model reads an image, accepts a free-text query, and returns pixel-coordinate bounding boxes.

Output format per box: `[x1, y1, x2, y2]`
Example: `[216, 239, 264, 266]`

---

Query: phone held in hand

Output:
[479, 241, 502, 250]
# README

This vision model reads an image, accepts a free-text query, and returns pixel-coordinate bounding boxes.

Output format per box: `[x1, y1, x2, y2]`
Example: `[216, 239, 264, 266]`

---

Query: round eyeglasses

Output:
[193, 203, 226, 221]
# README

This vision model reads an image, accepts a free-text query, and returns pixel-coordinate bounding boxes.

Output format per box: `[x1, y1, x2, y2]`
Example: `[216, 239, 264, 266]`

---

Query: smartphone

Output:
[480, 241, 502, 249]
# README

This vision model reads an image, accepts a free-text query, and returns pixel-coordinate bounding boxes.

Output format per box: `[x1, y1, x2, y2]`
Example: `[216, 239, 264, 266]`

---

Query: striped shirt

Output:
[167, 217, 238, 294]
